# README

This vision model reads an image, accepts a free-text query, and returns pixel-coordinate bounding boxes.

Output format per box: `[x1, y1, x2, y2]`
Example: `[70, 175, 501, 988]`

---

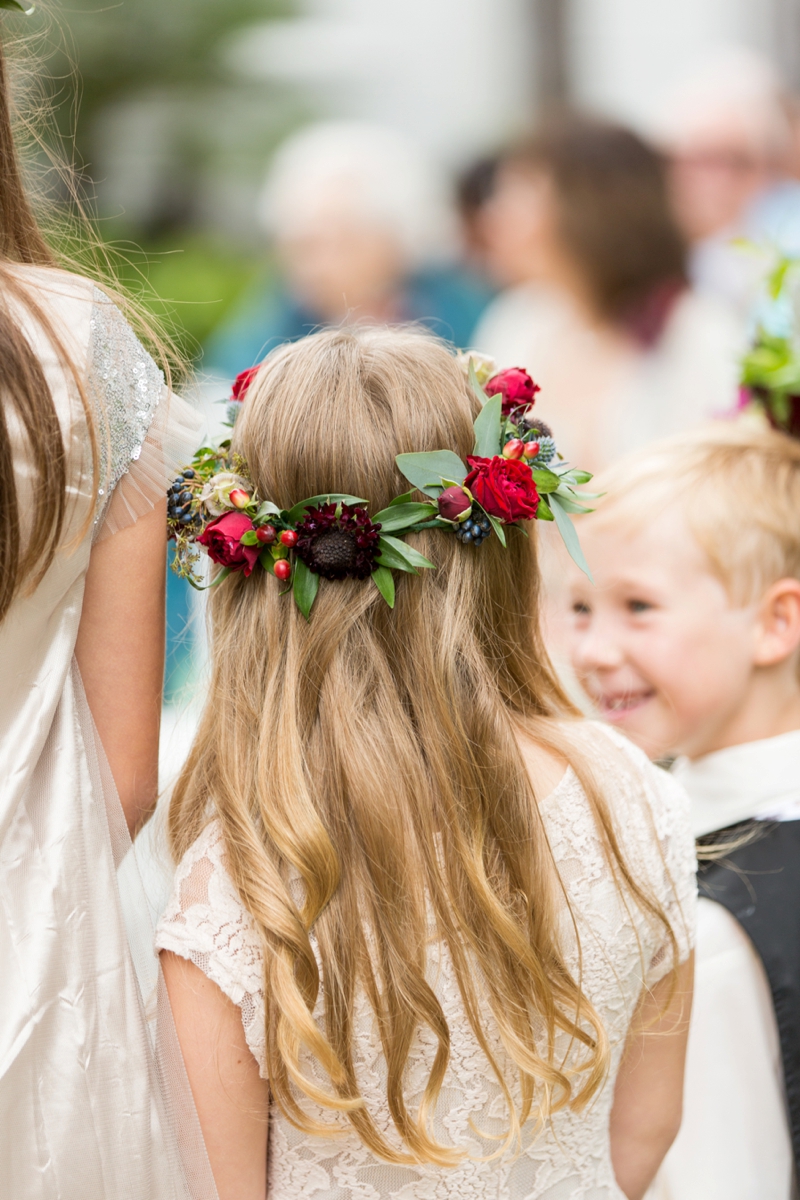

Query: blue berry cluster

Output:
[167, 469, 201, 528]
[455, 512, 492, 545]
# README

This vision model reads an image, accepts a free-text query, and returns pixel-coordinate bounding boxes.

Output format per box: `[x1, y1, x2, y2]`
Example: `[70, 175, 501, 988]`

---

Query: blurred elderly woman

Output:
[206, 121, 491, 376]
[473, 114, 744, 474]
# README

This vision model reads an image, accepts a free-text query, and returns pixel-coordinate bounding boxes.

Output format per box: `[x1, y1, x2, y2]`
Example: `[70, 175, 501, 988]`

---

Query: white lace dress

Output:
[156, 725, 696, 1199]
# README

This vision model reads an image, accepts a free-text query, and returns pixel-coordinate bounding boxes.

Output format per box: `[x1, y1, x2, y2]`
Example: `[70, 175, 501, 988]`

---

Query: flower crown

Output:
[167, 353, 595, 619]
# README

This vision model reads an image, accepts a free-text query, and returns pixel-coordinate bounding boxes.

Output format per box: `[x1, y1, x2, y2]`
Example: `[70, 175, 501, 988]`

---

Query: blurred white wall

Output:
[570, 0, 783, 134]
[227, 0, 537, 166]
[228, 0, 800, 172]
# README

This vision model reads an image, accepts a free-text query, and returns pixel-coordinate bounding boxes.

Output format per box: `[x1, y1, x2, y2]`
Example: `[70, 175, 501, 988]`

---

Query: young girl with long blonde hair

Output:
[157, 326, 696, 1200]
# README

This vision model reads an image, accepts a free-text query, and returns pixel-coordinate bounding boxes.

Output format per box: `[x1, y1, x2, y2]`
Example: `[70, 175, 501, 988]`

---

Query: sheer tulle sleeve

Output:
[88, 288, 204, 541]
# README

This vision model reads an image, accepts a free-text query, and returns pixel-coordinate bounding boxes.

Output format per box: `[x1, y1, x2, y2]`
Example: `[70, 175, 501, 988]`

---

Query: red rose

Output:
[231, 366, 260, 403]
[197, 512, 261, 576]
[438, 485, 472, 521]
[464, 455, 539, 522]
[485, 367, 540, 417]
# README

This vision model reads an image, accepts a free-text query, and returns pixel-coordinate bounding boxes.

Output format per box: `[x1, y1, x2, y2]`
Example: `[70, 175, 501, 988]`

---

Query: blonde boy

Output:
[567, 423, 800, 1200]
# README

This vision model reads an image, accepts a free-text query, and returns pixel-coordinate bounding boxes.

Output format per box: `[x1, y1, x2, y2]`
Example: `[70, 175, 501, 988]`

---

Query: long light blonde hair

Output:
[169, 327, 674, 1163]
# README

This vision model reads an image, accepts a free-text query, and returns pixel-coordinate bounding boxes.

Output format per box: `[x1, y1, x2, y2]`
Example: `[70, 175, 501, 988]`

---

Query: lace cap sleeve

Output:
[155, 821, 268, 1074]
[89, 287, 204, 540]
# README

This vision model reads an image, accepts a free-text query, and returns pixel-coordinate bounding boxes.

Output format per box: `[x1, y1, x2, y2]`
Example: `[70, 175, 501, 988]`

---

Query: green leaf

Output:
[468, 358, 489, 405]
[486, 513, 506, 546]
[292, 558, 319, 620]
[378, 534, 435, 571]
[376, 543, 417, 573]
[256, 501, 282, 521]
[536, 498, 554, 521]
[550, 495, 593, 581]
[389, 491, 415, 507]
[395, 451, 468, 497]
[287, 494, 367, 522]
[552, 491, 593, 514]
[371, 565, 395, 607]
[530, 466, 561, 494]
[0, 1, 35, 11]
[471, 393, 503, 458]
[239, 530, 259, 545]
[372, 502, 438, 531]
[558, 468, 593, 485]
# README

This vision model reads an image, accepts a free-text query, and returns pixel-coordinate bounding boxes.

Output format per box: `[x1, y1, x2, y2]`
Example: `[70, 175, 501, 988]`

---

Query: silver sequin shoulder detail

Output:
[88, 286, 165, 508]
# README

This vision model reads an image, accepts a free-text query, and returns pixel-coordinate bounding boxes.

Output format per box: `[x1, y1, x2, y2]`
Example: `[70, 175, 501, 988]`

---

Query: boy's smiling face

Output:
[567, 505, 758, 761]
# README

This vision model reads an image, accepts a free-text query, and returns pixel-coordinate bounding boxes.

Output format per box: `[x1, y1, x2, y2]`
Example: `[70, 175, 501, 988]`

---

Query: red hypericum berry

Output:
[256, 524, 277, 544]
[229, 488, 251, 510]
[274, 559, 291, 582]
[502, 438, 525, 460]
[523, 441, 540, 460]
[280, 529, 298, 547]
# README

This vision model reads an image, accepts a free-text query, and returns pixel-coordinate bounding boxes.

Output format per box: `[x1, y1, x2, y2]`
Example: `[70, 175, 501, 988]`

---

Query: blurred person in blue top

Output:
[205, 122, 492, 378]
[657, 47, 800, 323]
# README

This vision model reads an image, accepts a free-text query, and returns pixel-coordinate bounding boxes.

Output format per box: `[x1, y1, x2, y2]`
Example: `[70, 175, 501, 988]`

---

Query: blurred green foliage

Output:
[35, 0, 301, 362]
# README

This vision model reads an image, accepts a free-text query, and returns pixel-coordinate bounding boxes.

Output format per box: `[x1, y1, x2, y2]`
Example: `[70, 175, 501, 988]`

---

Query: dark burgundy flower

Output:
[438, 485, 472, 521]
[464, 455, 539, 522]
[294, 503, 382, 580]
[231, 366, 260, 403]
[485, 367, 540, 417]
[197, 511, 261, 576]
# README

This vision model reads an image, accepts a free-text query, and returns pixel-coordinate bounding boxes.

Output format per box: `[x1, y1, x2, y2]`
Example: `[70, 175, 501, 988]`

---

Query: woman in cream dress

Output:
[0, 35, 204, 1193]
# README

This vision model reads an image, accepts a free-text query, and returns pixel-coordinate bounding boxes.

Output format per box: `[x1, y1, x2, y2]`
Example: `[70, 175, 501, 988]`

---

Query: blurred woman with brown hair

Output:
[474, 114, 744, 474]
[0, 18, 203, 1199]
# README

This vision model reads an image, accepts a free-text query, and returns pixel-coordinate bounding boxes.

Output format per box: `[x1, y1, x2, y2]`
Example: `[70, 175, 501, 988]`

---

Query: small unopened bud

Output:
[229, 488, 251, 510]
[438, 485, 472, 522]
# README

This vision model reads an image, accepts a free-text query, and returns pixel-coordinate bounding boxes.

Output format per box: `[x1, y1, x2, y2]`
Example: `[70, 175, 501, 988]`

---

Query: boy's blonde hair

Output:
[588, 421, 800, 604]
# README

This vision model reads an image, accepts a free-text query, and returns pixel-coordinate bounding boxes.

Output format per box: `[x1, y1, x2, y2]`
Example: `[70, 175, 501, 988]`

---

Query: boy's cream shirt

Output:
[672, 728, 800, 836]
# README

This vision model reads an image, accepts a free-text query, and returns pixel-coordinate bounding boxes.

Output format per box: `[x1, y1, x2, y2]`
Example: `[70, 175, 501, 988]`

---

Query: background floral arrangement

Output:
[167, 353, 595, 618]
[738, 254, 800, 438]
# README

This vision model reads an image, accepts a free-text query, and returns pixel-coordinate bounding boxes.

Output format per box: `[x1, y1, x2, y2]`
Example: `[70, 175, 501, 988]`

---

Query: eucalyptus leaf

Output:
[379, 534, 435, 570]
[551, 491, 593, 514]
[287, 493, 367, 522]
[395, 451, 468, 497]
[371, 566, 395, 607]
[292, 558, 319, 620]
[376, 542, 418, 573]
[486, 513, 506, 546]
[468, 358, 489, 405]
[471, 393, 503, 458]
[372, 502, 438, 531]
[530, 466, 561, 494]
[550, 495, 593, 581]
